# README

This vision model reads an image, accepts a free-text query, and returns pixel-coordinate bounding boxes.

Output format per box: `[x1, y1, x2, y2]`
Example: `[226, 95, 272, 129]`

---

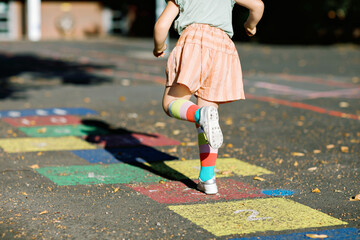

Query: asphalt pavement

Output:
[0, 37, 359, 239]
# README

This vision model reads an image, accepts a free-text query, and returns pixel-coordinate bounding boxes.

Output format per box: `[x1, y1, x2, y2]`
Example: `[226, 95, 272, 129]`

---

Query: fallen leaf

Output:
[306, 234, 328, 239]
[340, 146, 349, 153]
[167, 147, 177, 153]
[113, 188, 119, 193]
[326, 144, 335, 149]
[307, 167, 318, 172]
[159, 180, 165, 184]
[291, 152, 305, 156]
[227, 143, 233, 148]
[253, 176, 265, 181]
[148, 110, 155, 116]
[313, 149, 321, 154]
[221, 170, 233, 175]
[349, 194, 360, 201]
[21, 192, 28, 196]
[119, 96, 126, 102]
[155, 122, 166, 127]
[37, 128, 47, 133]
[37, 152, 43, 156]
[39, 210, 48, 215]
[339, 102, 349, 108]
[225, 117, 233, 125]
[222, 153, 230, 157]
[172, 130, 180, 135]
[312, 188, 321, 193]
[294, 161, 299, 167]
[29, 164, 39, 169]
[83, 97, 91, 103]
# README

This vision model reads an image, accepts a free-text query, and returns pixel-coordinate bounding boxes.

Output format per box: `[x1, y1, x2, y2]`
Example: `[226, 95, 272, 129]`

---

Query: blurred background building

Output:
[0, 0, 359, 44]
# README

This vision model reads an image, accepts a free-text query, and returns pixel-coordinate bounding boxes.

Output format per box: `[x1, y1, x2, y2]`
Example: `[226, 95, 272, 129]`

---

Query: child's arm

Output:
[235, 0, 264, 36]
[153, 0, 179, 58]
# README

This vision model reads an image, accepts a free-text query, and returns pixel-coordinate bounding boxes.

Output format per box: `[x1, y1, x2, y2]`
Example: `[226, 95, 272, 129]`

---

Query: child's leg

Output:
[196, 97, 220, 194]
[162, 84, 200, 123]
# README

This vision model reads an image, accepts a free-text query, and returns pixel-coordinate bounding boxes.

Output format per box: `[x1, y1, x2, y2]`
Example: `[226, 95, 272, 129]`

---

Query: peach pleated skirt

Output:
[166, 23, 245, 102]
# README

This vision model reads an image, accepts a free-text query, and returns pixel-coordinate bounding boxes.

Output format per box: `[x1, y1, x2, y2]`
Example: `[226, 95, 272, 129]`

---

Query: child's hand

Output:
[244, 22, 256, 36]
[153, 44, 167, 58]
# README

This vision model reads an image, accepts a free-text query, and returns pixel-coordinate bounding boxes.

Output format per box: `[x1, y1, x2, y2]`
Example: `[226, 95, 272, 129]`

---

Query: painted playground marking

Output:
[150, 158, 274, 180]
[127, 179, 265, 204]
[36, 164, 164, 186]
[72, 147, 177, 164]
[168, 198, 347, 237]
[247, 94, 360, 120]
[0, 137, 96, 153]
[84, 133, 181, 147]
[2, 115, 82, 127]
[18, 124, 109, 137]
[229, 228, 360, 240]
[0, 108, 98, 118]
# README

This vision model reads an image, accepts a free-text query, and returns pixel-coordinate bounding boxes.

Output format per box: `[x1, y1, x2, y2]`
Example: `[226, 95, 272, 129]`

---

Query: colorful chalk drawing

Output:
[3, 115, 82, 127]
[229, 228, 360, 240]
[168, 198, 347, 236]
[0, 107, 352, 239]
[0, 108, 98, 118]
[150, 158, 274, 180]
[0, 136, 97, 153]
[127, 179, 265, 204]
[18, 124, 109, 137]
[36, 164, 164, 186]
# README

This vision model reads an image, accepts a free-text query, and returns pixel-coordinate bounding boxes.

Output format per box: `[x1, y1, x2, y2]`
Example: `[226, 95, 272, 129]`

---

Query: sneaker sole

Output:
[201, 106, 223, 149]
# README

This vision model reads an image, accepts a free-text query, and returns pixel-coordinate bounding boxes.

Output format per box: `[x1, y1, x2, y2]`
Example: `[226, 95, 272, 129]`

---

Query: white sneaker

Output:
[199, 106, 223, 149]
[197, 176, 218, 195]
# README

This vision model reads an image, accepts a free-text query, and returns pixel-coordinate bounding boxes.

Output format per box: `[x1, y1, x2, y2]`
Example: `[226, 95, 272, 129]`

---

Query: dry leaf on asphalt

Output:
[39, 210, 48, 215]
[305, 234, 328, 239]
[253, 176, 265, 181]
[326, 144, 335, 149]
[307, 167, 318, 172]
[313, 149, 321, 154]
[29, 164, 40, 169]
[340, 146, 349, 153]
[312, 188, 321, 193]
[225, 117, 233, 125]
[291, 152, 305, 156]
[154, 122, 165, 128]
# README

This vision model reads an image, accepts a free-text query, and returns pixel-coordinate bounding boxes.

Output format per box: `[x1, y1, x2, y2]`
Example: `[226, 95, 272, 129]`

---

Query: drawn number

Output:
[234, 209, 272, 221]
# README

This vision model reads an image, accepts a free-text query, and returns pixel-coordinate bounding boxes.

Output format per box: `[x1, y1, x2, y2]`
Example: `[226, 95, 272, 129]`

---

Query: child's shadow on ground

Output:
[81, 119, 197, 189]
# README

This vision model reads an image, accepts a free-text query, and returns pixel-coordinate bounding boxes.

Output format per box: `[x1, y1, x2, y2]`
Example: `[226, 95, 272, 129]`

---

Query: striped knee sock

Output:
[168, 99, 201, 123]
[197, 125, 218, 181]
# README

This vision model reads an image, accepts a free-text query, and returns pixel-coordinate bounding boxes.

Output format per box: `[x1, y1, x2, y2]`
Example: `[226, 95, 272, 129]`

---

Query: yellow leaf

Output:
[253, 176, 265, 181]
[326, 144, 335, 149]
[113, 188, 119, 193]
[29, 164, 39, 169]
[225, 117, 233, 125]
[306, 234, 328, 239]
[294, 161, 299, 167]
[313, 149, 321, 154]
[39, 210, 48, 215]
[227, 143, 233, 148]
[340, 146, 349, 153]
[312, 188, 321, 193]
[37, 128, 47, 133]
[291, 152, 305, 156]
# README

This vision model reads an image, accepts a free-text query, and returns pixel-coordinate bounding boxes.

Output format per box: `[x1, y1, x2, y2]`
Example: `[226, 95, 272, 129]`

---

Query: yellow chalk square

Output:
[168, 198, 347, 236]
[156, 158, 273, 180]
[0, 137, 97, 153]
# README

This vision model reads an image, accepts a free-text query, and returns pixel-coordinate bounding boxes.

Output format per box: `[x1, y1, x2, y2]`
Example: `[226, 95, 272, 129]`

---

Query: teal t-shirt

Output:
[169, 0, 236, 38]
